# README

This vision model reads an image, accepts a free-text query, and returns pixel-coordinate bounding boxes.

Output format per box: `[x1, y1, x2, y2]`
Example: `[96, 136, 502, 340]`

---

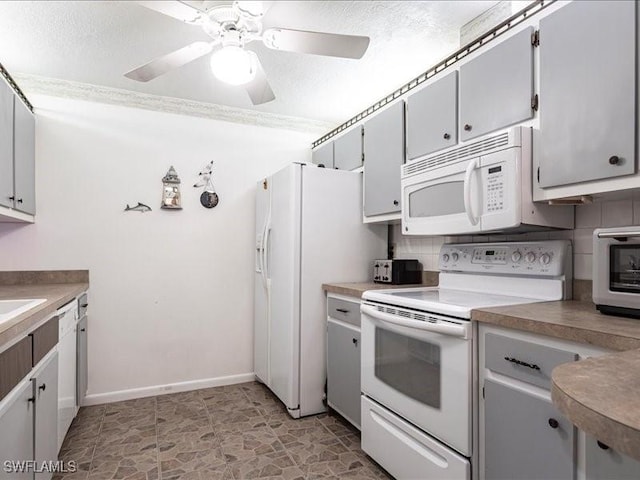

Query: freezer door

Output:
[254, 177, 271, 384]
[267, 164, 301, 411]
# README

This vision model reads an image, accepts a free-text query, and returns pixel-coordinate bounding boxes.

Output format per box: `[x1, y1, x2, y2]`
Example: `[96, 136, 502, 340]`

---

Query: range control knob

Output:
[451, 253, 459, 262]
[442, 254, 450, 263]
[525, 252, 536, 263]
[540, 253, 551, 265]
[511, 251, 522, 263]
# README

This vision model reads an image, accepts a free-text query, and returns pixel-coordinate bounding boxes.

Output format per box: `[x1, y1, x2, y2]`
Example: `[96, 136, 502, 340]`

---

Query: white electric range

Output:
[360, 240, 573, 480]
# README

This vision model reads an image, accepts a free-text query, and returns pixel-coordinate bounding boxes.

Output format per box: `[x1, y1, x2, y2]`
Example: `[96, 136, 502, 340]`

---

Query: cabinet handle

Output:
[597, 441, 610, 450]
[81, 303, 89, 308]
[352, 338, 358, 346]
[17, 198, 23, 204]
[8, 196, 15, 201]
[548, 418, 559, 429]
[443, 133, 451, 140]
[38, 383, 46, 392]
[393, 200, 399, 206]
[504, 356, 540, 370]
[464, 124, 472, 132]
[28, 396, 35, 404]
[609, 155, 620, 165]
[336, 308, 349, 314]
[80, 328, 86, 332]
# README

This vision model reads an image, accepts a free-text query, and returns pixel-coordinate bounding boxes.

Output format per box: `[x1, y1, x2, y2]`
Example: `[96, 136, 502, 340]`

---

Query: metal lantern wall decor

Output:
[161, 166, 182, 210]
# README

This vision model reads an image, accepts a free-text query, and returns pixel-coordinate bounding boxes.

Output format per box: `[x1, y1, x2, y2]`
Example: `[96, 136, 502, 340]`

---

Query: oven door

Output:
[360, 302, 472, 456]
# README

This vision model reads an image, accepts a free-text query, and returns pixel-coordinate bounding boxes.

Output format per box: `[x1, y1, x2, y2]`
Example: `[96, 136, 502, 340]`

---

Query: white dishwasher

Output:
[57, 300, 78, 451]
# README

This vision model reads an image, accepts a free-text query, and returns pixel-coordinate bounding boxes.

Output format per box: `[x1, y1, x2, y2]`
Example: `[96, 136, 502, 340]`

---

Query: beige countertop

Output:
[471, 300, 640, 351]
[322, 282, 426, 298]
[551, 349, 640, 461]
[472, 300, 640, 461]
[0, 275, 89, 349]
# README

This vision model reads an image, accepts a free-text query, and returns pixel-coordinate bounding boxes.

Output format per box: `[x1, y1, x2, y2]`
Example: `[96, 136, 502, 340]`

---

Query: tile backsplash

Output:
[393, 197, 639, 281]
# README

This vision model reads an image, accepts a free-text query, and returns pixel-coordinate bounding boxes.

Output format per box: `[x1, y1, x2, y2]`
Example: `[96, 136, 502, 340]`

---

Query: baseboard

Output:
[82, 372, 257, 406]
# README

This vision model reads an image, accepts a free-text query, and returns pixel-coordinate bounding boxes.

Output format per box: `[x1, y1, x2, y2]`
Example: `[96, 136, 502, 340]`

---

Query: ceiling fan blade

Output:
[245, 57, 275, 105]
[124, 41, 214, 82]
[136, 1, 204, 24]
[262, 28, 370, 59]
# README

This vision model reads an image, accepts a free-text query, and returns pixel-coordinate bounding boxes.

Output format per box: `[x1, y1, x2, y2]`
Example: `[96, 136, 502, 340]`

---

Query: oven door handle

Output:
[361, 304, 468, 339]
[463, 158, 480, 226]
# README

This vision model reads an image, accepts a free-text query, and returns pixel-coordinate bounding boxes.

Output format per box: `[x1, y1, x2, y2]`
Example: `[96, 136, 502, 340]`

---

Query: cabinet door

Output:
[484, 379, 575, 480]
[76, 316, 88, 406]
[0, 380, 34, 479]
[312, 142, 334, 169]
[34, 353, 58, 480]
[460, 27, 534, 141]
[0, 336, 32, 402]
[407, 71, 458, 159]
[334, 126, 362, 171]
[585, 434, 640, 480]
[538, 1, 636, 188]
[0, 81, 14, 209]
[363, 101, 404, 217]
[13, 98, 35, 215]
[327, 320, 361, 429]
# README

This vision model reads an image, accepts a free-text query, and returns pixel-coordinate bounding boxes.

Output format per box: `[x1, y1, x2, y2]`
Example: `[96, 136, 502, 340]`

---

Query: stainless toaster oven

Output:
[593, 227, 640, 318]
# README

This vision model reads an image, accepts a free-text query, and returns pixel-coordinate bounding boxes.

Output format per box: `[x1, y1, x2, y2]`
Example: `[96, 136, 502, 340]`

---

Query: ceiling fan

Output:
[125, 1, 371, 105]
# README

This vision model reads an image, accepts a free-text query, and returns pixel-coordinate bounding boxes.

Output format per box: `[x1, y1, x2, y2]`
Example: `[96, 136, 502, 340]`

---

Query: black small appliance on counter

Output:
[374, 259, 422, 284]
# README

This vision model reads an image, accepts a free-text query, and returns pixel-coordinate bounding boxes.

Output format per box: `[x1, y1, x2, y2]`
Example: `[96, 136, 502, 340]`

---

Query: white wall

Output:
[0, 95, 314, 401]
[394, 197, 640, 281]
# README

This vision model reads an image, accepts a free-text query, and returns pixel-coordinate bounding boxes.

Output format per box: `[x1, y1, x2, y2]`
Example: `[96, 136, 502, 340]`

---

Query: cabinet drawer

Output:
[485, 333, 577, 390]
[0, 337, 32, 402]
[30, 316, 59, 367]
[327, 297, 360, 327]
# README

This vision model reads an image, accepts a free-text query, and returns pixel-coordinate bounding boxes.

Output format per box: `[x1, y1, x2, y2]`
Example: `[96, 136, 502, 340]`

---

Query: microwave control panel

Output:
[439, 241, 571, 277]
[483, 165, 505, 212]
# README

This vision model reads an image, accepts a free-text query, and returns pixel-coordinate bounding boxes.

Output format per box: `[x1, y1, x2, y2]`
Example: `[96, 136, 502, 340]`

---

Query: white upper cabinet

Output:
[0, 80, 13, 210]
[406, 71, 458, 160]
[334, 126, 363, 171]
[363, 101, 404, 219]
[460, 27, 534, 142]
[537, 0, 636, 188]
[13, 98, 36, 215]
[312, 141, 334, 169]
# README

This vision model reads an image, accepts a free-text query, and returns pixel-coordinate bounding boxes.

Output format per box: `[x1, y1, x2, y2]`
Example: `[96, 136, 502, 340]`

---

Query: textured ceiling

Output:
[0, 1, 499, 126]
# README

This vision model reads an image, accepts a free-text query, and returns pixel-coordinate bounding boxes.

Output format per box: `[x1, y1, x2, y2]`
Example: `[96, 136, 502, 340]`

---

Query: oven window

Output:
[408, 181, 465, 218]
[610, 245, 640, 293]
[374, 328, 441, 409]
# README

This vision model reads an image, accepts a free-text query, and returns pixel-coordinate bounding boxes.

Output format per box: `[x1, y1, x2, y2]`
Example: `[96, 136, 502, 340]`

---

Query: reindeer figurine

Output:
[194, 161, 219, 208]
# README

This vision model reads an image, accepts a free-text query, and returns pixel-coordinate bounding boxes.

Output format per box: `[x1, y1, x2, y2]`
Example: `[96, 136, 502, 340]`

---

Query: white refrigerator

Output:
[254, 163, 387, 418]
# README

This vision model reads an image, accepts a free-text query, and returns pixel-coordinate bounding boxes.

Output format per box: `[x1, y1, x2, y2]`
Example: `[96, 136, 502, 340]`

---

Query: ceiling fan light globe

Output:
[210, 46, 257, 86]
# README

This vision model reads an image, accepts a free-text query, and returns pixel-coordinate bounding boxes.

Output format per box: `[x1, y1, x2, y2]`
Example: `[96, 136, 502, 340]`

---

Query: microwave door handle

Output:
[597, 230, 640, 239]
[360, 304, 467, 339]
[463, 158, 480, 226]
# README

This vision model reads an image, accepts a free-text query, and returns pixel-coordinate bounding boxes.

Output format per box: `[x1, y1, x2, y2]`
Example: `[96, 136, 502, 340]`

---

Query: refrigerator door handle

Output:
[263, 219, 272, 283]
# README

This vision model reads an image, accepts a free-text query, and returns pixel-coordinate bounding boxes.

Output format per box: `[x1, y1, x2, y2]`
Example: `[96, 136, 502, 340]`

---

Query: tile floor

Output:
[54, 382, 392, 480]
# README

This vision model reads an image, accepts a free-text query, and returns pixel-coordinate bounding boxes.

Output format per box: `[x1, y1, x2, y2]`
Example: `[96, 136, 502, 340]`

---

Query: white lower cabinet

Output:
[0, 351, 58, 480]
[585, 434, 640, 479]
[479, 325, 639, 480]
[326, 295, 361, 429]
[0, 379, 34, 479]
[33, 353, 59, 480]
[361, 396, 470, 480]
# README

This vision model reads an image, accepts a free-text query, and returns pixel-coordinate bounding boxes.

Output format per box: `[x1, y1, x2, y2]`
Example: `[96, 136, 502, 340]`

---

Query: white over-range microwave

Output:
[401, 127, 574, 235]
